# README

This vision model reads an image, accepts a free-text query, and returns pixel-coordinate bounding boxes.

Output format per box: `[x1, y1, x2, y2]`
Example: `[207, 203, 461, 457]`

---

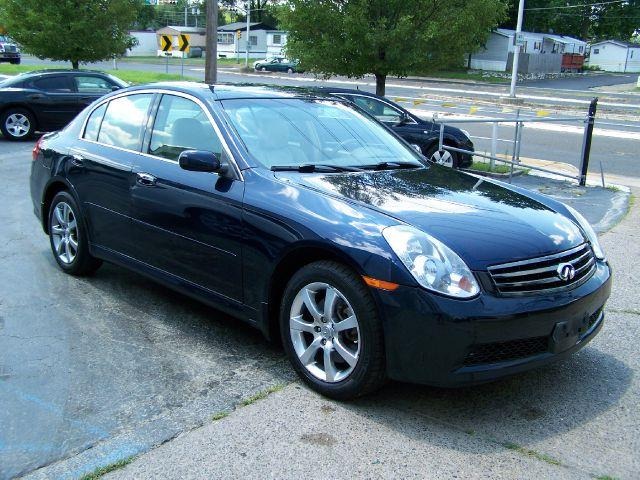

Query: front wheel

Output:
[280, 261, 386, 399]
[425, 143, 459, 169]
[10, 58, 20, 65]
[261, 67, 267, 72]
[48, 191, 102, 276]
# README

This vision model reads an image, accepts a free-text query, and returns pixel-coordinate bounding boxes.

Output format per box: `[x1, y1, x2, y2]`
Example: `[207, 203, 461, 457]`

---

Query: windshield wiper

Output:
[271, 164, 365, 173]
[360, 161, 423, 171]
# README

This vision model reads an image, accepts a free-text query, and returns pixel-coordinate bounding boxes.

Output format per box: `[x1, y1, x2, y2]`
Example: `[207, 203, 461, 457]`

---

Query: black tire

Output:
[424, 143, 460, 169]
[261, 67, 267, 72]
[48, 191, 102, 276]
[10, 58, 20, 65]
[0, 107, 35, 141]
[287, 68, 294, 74]
[280, 260, 386, 399]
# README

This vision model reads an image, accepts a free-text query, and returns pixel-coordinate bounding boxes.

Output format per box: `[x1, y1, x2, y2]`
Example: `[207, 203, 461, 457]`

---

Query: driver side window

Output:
[349, 96, 403, 124]
[149, 94, 222, 161]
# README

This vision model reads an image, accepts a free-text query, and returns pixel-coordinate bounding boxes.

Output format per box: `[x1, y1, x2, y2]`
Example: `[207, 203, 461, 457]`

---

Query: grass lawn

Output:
[118, 55, 241, 67]
[469, 161, 517, 174]
[0, 64, 197, 84]
[415, 70, 510, 84]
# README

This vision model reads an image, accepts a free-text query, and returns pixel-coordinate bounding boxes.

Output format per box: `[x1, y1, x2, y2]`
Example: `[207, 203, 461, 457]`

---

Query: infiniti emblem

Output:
[557, 262, 576, 282]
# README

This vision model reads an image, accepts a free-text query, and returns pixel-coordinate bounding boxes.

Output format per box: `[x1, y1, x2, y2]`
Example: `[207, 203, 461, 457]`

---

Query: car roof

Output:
[10, 69, 115, 81]
[311, 86, 378, 97]
[126, 81, 341, 101]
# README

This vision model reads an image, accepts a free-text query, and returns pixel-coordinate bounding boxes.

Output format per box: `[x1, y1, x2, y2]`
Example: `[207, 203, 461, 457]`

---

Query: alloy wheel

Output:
[51, 202, 79, 264]
[5, 113, 31, 138]
[430, 149, 455, 168]
[289, 282, 360, 383]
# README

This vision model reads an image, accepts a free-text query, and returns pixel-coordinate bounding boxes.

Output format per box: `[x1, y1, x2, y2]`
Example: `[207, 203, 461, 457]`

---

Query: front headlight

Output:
[382, 225, 480, 298]
[565, 205, 605, 260]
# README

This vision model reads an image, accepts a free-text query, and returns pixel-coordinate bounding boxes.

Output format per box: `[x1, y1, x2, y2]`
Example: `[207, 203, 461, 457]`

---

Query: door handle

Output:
[136, 172, 157, 186]
[28, 94, 44, 100]
[70, 154, 84, 167]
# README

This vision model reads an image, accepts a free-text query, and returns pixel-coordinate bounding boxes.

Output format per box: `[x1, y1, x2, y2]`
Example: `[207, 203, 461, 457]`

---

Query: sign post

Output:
[159, 34, 172, 73]
[178, 34, 190, 78]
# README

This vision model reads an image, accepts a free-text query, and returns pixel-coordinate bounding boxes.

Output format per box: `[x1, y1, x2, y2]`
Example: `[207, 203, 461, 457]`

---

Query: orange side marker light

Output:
[362, 276, 399, 291]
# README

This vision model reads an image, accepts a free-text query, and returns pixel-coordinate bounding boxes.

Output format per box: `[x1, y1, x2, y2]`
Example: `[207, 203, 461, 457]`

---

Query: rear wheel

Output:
[280, 261, 386, 399]
[48, 191, 102, 276]
[1, 108, 35, 140]
[287, 68, 294, 74]
[425, 143, 459, 169]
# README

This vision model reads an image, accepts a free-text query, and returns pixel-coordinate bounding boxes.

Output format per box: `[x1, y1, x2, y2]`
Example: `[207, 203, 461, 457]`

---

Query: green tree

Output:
[502, 0, 640, 41]
[279, 0, 507, 96]
[0, 0, 142, 69]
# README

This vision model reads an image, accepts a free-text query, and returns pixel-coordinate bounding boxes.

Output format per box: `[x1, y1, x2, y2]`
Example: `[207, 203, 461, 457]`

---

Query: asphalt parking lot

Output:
[1, 139, 638, 479]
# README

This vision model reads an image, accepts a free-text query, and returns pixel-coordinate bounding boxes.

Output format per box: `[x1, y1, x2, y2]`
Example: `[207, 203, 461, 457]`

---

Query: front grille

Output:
[487, 243, 596, 296]
[463, 336, 549, 366]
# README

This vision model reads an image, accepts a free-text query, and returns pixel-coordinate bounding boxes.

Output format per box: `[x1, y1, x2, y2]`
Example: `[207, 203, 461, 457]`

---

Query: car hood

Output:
[273, 166, 584, 269]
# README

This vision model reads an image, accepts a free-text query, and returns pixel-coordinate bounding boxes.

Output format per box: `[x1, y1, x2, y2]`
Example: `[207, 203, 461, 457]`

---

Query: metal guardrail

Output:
[434, 98, 599, 186]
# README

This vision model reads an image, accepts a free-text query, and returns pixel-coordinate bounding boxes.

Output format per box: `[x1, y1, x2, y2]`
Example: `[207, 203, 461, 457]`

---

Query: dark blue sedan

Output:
[30, 83, 611, 399]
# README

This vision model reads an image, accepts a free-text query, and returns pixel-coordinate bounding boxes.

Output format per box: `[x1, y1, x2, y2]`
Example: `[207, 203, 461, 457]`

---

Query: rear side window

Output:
[31, 76, 72, 92]
[83, 103, 107, 141]
[98, 94, 153, 151]
[148, 94, 221, 161]
[75, 75, 116, 94]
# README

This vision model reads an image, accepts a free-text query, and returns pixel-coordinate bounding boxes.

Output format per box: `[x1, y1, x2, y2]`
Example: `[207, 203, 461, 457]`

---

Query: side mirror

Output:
[410, 143, 422, 153]
[179, 150, 229, 175]
[395, 112, 411, 126]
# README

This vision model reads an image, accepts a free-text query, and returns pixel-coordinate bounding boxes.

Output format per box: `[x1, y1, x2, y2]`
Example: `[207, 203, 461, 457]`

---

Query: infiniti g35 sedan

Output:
[30, 83, 611, 399]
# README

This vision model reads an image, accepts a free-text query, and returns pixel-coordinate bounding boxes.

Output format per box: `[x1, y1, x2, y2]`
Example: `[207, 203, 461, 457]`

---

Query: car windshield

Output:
[221, 98, 424, 169]
[0, 35, 11, 43]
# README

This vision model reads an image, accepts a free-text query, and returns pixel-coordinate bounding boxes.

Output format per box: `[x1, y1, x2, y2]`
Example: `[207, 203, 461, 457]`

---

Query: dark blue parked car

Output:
[30, 83, 611, 399]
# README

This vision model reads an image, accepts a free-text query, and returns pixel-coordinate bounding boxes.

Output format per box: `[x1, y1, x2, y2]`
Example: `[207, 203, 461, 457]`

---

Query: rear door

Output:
[25, 75, 80, 129]
[68, 92, 154, 256]
[129, 93, 245, 301]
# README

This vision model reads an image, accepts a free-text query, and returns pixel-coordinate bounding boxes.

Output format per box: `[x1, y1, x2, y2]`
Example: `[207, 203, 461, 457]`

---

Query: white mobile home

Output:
[470, 28, 586, 73]
[587, 40, 640, 72]
[217, 22, 287, 60]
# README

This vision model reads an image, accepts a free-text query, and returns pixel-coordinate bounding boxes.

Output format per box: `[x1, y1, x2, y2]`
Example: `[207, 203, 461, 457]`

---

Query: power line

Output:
[525, 0, 630, 10]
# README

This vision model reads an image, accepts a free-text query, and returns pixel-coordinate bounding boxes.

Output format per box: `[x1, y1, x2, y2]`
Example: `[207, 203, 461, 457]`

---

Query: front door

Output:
[72, 74, 121, 112]
[129, 93, 245, 302]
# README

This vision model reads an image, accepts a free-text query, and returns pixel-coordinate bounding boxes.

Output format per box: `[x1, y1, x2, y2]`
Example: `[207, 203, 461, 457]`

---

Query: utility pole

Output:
[509, 0, 525, 98]
[245, 0, 250, 68]
[205, 0, 217, 83]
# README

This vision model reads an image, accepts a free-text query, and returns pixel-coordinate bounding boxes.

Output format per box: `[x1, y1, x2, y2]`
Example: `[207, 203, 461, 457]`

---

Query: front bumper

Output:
[377, 260, 611, 386]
